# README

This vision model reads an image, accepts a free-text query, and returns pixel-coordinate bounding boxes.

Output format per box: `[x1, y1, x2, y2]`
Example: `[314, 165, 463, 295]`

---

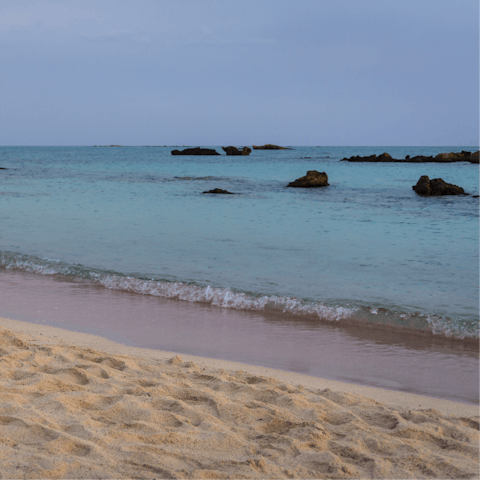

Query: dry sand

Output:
[0, 316, 478, 479]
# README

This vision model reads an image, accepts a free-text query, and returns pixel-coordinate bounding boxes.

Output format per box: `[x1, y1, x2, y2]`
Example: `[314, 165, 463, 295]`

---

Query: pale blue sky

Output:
[0, 0, 478, 146]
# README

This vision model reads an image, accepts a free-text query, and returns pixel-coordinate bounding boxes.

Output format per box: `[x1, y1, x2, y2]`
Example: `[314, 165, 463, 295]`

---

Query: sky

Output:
[0, 0, 478, 146]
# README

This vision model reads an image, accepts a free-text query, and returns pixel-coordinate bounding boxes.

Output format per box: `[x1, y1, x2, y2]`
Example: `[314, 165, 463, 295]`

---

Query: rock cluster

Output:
[287, 171, 329, 188]
[342, 151, 479, 164]
[222, 146, 252, 156]
[202, 188, 234, 194]
[412, 176, 466, 196]
[164, 146, 476, 197]
[252, 144, 291, 150]
[198, 173, 472, 197]
[171, 148, 220, 155]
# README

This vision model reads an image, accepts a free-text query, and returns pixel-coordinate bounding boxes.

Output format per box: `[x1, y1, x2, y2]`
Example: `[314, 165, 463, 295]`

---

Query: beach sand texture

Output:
[0, 323, 478, 479]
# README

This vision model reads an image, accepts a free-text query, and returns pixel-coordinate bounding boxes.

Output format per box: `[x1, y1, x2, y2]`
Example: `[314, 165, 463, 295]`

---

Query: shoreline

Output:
[1, 316, 477, 416]
[1, 266, 479, 405]
[0, 265, 480, 350]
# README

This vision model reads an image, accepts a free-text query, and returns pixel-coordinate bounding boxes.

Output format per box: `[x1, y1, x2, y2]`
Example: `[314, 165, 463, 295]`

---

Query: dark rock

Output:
[429, 178, 466, 195]
[0, 167, 7, 170]
[171, 147, 220, 155]
[202, 188, 234, 194]
[412, 176, 466, 196]
[252, 144, 292, 150]
[469, 151, 479, 163]
[287, 171, 329, 188]
[408, 155, 434, 163]
[412, 176, 432, 195]
[222, 146, 252, 156]
[434, 152, 465, 162]
[378, 152, 393, 161]
[341, 154, 378, 162]
[341, 152, 478, 163]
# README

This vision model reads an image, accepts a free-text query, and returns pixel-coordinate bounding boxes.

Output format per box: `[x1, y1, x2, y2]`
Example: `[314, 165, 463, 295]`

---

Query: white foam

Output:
[3, 258, 64, 276]
[2, 252, 478, 339]
[425, 315, 479, 340]
[99, 275, 357, 321]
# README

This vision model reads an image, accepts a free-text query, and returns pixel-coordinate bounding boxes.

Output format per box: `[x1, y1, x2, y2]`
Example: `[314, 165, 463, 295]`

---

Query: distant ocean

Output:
[1, 146, 478, 341]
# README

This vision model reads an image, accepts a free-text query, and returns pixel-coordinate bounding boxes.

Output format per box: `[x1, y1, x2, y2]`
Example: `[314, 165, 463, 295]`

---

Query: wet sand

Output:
[0, 316, 478, 479]
[1, 269, 478, 404]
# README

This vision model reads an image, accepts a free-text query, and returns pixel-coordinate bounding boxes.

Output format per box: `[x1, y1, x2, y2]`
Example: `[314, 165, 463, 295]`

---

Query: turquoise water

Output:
[0, 146, 478, 340]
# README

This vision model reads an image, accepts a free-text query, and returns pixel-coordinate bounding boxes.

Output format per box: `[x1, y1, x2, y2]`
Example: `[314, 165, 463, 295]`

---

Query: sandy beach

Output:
[0, 316, 478, 479]
[2, 0, 479, 477]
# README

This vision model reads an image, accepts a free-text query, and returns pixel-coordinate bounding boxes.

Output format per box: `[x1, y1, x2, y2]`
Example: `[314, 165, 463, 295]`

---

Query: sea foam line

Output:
[1, 251, 478, 340]
[0, 251, 356, 321]
[99, 275, 356, 321]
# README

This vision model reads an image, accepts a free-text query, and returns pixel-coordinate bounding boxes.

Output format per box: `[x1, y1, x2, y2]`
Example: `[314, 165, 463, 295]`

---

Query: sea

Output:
[0, 146, 478, 403]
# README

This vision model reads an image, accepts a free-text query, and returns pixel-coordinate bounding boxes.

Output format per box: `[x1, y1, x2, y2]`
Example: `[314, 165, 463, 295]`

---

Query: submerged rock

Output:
[222, 146, 252, 156]
[171, 147, 220, 155]
[412, 176, 466, 196]
[252, 144, 292, 150]
[202, 188, 234, 194]
[287, 171, 329, 188]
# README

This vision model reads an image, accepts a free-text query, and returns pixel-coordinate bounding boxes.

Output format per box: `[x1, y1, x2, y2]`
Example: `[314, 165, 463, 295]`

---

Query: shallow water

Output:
[1, 270, 477, 404]
[0, 146, 478, 339]
[0, 146, 479, 403]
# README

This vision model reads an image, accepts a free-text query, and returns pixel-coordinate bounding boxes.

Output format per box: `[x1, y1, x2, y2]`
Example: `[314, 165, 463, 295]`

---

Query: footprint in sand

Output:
[8, 370, 36, 381]
[46, 367, 90, 385]
[355, 407, 400, 430]
[0, 417, 59, 445]
[52, 438, 93, 457]
[91, 356, 126, 371]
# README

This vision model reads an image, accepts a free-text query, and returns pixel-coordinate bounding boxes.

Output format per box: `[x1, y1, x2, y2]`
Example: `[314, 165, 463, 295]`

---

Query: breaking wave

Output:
[1, 250, 478, 341]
